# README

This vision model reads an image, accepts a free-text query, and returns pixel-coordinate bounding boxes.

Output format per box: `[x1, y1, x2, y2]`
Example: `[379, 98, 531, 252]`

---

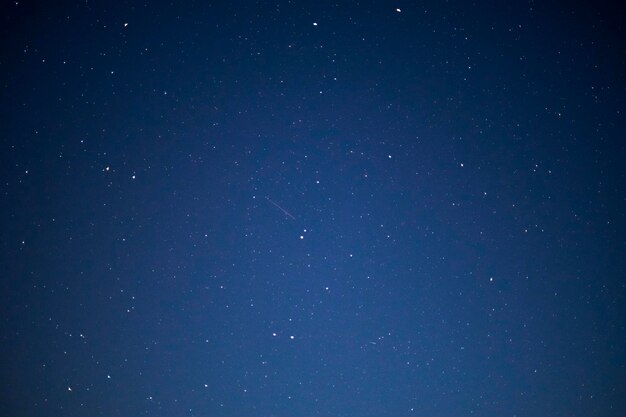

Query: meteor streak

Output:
[265, 196, 296, 220]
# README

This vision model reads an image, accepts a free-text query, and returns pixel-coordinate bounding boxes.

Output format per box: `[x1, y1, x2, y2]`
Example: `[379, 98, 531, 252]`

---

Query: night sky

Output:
[1, 1, 625, 416]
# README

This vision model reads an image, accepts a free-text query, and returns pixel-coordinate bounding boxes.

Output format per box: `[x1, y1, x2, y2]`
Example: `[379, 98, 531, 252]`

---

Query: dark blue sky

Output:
[1, 1, 625, 416]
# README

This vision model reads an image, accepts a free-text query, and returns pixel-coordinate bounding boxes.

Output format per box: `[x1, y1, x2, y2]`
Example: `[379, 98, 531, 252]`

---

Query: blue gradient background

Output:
[1, 1, 624, 416]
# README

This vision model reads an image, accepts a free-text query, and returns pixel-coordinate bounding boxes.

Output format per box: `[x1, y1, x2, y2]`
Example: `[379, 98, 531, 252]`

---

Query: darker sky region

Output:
[1, 1, 625, 416]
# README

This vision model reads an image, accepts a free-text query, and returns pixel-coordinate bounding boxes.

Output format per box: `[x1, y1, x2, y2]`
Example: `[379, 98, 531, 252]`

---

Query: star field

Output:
[1, 1, 625, 416]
